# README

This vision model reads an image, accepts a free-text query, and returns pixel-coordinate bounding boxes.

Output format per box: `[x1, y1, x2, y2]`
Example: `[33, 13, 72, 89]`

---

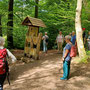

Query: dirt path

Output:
[4, 50, 90, 90]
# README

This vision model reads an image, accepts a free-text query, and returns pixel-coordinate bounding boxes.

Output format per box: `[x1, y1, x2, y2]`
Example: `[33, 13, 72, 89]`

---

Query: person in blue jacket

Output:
[60, 35, 72, 80]
[71, 31, 76, 45]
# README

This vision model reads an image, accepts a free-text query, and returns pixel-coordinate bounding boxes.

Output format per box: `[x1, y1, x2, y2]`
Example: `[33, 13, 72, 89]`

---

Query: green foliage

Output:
[86, 51, 90, 55]
[80, 56, 88, 63]
[0, 0, 90, 49]
[79, 51, 90, 63]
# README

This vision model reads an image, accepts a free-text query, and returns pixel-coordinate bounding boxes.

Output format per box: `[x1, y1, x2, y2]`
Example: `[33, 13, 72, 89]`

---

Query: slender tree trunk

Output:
[75, 0, 86, 59]
[0, 15, 2, 36]
[7, 0, 14, 49]
[35, 0, 39, 18]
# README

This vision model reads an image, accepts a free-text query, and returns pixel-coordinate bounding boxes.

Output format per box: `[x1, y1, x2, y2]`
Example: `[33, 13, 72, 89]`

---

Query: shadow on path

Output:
[4, 50, 90, 90]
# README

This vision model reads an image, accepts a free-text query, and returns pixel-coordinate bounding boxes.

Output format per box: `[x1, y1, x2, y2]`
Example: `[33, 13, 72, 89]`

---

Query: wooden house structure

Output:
[22, 17, 46, 60]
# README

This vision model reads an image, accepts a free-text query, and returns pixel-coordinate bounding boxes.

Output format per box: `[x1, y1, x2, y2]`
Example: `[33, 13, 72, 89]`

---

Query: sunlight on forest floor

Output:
[4, 50, 90, 90]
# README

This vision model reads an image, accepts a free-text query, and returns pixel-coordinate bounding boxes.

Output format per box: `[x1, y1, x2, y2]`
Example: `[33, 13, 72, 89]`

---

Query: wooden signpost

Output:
[22, 17, 46, 60]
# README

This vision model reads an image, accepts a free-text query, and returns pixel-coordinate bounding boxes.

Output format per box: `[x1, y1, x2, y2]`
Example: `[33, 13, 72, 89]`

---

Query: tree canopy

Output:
[0, 0, 90, 49]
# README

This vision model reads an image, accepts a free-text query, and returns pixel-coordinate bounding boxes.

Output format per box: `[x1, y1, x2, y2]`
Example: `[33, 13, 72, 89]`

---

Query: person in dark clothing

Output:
[82, 28, 87, 44]
[87, 31, 90, 50]
[0, 74, 6, 90]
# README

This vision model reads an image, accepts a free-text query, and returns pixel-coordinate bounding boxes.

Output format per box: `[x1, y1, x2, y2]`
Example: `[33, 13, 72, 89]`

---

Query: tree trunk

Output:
[7, 0, 14, 49]
[35, 0, 39, 18]
[75, 0, 86, 59]
[0, 15, 2, 36]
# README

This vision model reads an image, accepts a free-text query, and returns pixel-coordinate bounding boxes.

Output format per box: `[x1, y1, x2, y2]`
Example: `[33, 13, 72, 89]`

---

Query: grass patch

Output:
[86, 51, 90, 55]
[80, 56, 88, 63]
[80, 51, 90, 63]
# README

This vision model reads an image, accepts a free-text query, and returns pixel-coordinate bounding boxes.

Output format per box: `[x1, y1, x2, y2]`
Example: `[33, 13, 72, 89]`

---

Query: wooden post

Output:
[35, 33, 42, 60]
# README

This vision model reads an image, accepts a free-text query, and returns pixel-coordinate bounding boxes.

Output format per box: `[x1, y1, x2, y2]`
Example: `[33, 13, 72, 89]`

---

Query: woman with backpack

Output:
[60, 35, 72, 80]
[0, 37, 16, 90]
[42, 32, 49, 53]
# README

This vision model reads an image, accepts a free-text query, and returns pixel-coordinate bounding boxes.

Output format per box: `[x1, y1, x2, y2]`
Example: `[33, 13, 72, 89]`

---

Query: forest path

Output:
[4, 50, 90, 90]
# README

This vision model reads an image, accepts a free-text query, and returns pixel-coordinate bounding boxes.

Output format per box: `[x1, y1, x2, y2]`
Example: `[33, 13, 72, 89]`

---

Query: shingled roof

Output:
[22, 17, 46, 28]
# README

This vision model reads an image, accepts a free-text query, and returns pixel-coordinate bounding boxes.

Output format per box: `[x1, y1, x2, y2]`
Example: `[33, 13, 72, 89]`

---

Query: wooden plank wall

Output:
[24, 26, 42, 60]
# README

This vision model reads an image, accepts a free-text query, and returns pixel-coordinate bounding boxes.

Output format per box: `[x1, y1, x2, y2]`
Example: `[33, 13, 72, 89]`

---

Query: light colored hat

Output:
[0, 37, 5, 46]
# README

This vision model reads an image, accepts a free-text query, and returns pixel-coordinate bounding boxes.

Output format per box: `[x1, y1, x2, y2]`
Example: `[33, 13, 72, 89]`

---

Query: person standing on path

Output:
[42, 32, 49, 53]
[71, 31, 76, 45]
[82, 28, 87, 45]
[60, 35, 72, 80]
[71, 31, 77, 54]
[56, 31, 64, 53]
[0, 37, 17, 90]
[87, 31, 90, 50]
[82, 28, 87, 49]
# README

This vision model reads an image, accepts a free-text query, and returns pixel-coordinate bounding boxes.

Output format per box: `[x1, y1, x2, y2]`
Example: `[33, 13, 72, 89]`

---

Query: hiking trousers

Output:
[0, 73, 6, 90]
[57, 42, 63, 53]
[43, 42, 48, 52]
[63, 60, 71, 79]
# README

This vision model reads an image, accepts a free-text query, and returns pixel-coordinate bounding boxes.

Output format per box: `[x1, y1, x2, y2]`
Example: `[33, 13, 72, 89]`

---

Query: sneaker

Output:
[60, 77, 67, 80]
